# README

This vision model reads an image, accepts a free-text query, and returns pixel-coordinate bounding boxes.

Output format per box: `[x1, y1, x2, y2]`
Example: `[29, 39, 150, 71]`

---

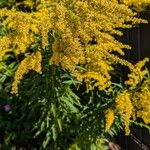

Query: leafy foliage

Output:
[0, 0, 150, 150]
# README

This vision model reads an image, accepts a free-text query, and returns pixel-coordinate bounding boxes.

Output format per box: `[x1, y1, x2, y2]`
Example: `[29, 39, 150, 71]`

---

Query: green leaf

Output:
[62, 80, 80, 85]
[90, 144, 96, 150]
[40, 122, 45, 132]
[8, 62, 16, 69]
[0, 75, 6, 83]
[51, 125, 57, 141]
[57, 118, 62, 131]
[75, 66, 87, 71]
[0, 84, 2, 90]
[0, 26, 8, 36]
[0, 62, 5, 71]
[46, 116, 50, 128]
[61, 97, 78, 113]
[5, 70, 13, 76]
[42, 132, 51, 149]
[34, 130, 41, 138]
[51, 103, 56, 117]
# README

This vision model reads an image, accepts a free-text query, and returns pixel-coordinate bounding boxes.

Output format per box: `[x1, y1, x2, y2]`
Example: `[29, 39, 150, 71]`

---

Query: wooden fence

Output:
[117, 10, 150, 150]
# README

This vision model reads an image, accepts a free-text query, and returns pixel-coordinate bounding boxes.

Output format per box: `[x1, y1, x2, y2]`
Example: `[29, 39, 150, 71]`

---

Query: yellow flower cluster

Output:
[0, 8, 52, 56]
[105, 109, 115, 132]
[0, 0, 148, 94]
[0, 0, 150, 140]
[116, 76, 150, 135]
[0, 37, 12, 60]
[0, 6, 52, 94]
[47, 0, 146, 92]
[125, 58, 149, 88]
[0, 9, 34, 55]
[75, 71, 112, 92]
[132, 79, 150, 124]
[122, 0, 150, 11]
[116, 91, 133, 135]
[11, 51, 42, 95]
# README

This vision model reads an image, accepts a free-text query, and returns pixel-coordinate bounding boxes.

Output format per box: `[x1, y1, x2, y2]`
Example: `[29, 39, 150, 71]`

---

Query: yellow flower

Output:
[75, 71, 112, 92]
[0, 37, 12, 60]
[116, 91, 133, 135]
[105, 109, 115, 132]
[0, 0, 149, 95]
[132, 79, 150, 124]
[125, 58, 149, 88]
[11, 51, 42, 95]
[122, 0, 150, 11]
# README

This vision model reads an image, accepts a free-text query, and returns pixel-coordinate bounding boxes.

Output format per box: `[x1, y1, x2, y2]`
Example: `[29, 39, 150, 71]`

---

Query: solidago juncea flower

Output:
[125, 58, 149, 88]
[0, 36, 12, 60]
[0, 0, 148, 95]
[11, 51, 42, 95]
[75, 71, 112, 92]
[122, 0, 150, 11]
[0, 1, 150, 145]
[105, 109, 115, 132]
[48, 0, 146, 74]
[135, 91, 150, 124]
[0, 9, 34, 55]
[117, 77, 150, 135]
[116, 91, 133, 135]
[0, 8, 52, 55]
[132, 79, 150, 124]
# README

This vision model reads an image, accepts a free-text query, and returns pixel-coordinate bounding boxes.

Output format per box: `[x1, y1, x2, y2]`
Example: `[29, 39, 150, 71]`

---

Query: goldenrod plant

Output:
[0, 0, 150, 149]
[0, 0, 148, 95]
[122, 0, 150, 11]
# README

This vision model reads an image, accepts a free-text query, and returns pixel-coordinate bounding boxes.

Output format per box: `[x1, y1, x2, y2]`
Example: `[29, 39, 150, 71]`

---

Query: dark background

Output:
[117, 10, 150, 150]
